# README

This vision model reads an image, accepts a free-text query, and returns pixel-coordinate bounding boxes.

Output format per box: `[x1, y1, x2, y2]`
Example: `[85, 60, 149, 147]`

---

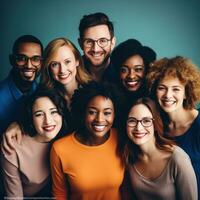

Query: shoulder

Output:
[52, 133, 74, 152]
[170, 146, 191, 168]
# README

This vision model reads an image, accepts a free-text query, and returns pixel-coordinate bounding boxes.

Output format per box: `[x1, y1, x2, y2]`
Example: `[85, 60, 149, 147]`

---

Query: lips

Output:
[22, 69, 36, 78]
[42, 125, 56, 132]
[92, 124, 107, 132]
[161, 99, 176, 107]
[133, 132, 147, 139]
[58, 73, 71, 80]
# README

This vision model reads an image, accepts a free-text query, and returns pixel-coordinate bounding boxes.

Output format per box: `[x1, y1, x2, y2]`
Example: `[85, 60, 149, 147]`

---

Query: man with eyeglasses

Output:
[0, 34, 43, 135]
[78, 12, 117, 82]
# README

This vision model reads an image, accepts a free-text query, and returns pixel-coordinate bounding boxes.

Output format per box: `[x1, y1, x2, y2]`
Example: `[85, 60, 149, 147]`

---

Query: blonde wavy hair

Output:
[146, 56, 200, 109]
[40, 38, 92, 89]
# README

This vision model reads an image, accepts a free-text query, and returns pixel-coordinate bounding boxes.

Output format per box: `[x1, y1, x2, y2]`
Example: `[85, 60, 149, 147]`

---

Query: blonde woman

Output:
[40, 37, 92, 108]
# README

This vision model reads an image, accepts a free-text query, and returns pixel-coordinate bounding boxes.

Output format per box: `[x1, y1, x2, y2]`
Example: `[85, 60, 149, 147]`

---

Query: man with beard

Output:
[78, 12, 117, 82]
[0, 35, 43, 135]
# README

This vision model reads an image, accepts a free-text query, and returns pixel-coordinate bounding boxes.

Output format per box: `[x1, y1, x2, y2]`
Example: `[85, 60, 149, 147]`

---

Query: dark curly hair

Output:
[21, 88, 69, 139]
[70, 81, 125, 135]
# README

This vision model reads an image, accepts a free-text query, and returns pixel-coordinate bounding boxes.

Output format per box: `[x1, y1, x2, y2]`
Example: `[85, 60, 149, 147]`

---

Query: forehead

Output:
[123, 54, 144, 66]
[32, 96, 55, 110]
[87, 95, 114, 109]
[129, 104, 152, 118]
[83, 24, 111, 39]
[159, 76, 184, 86]
[51, 45, 75, 60]
[17, 42, 42, 56]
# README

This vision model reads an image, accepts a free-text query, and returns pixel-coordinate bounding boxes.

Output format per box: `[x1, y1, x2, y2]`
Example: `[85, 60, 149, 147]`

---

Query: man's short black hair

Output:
[79, 12, 114, 39]
[12, 34, 43, 55]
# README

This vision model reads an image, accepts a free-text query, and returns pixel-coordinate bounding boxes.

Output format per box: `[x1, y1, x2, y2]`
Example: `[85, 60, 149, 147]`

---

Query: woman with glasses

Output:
[124, 97, 197, 200]
[147, 56, 200, 198]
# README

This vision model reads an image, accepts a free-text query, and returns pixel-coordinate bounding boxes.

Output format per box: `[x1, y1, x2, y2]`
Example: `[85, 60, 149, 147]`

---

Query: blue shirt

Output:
[0, 73, 37, 135]
[173, 110, 200, 199]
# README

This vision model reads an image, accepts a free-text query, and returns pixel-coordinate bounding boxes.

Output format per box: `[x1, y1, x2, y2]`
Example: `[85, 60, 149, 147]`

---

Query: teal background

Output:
[1, 0, 200, 81]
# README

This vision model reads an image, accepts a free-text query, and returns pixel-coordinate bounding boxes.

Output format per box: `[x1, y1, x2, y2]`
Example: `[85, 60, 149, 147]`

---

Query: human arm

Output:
[1, 149, 23, 199]
[1, 122, 23, 154]
[174, 147, 197, 200]
[50, 144, 68, 200]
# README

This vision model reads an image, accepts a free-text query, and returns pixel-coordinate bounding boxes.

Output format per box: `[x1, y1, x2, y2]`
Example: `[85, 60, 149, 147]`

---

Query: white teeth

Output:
[23, 71, 34, 77]
[134, 133, 146, 138]
[59, 74, 70, 79]
[126, 81, 138, 86]
[162, 100, 175, 106]
[93, 125, 106, 131]
[43, 126, 55, 131]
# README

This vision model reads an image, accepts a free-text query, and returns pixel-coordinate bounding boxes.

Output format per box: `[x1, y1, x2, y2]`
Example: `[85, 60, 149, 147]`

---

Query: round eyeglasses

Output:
[127, 117, 154, 127]
[13, 54, 42, 67]
[82, 38, 112, 48]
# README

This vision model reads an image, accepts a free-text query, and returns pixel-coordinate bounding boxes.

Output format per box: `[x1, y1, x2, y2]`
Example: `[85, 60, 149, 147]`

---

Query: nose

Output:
[95, 112, 104, 122]
[92, 41, 101, 51]
[59, 62, 66, 73]
[27, 58, 32, 68]
[165, 88, 172, 98]
[128, 69, 136, 79]
[44, 113, 52, 125]
[134, 121, 144, 131]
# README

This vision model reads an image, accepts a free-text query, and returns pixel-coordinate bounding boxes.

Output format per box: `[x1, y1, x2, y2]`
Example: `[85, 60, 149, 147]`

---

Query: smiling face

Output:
[85, 95, 115, 143]
[49, 45, 79, 86]
[120, 55, 145, 92]
[127, 104, 155, 146]
[32, 96, 62, 142]
[81, 24, 115, 68]
[156, 76, 186, 114]
[14, 42, 42, 81]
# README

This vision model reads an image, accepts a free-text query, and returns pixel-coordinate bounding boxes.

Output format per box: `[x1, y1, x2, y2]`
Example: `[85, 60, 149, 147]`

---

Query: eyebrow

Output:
[122, 64, 144, 68]
[88, 107, 113, 111]
[33, 107, 57, 114]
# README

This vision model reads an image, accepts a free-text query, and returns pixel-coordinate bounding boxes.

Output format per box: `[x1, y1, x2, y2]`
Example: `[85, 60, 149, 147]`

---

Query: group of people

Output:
[0, 12, 200, 200]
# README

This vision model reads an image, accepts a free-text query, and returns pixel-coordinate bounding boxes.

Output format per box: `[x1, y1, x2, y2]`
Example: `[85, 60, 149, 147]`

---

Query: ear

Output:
[111, 37, 116, 51]
[76, 60, 80, 68]
[9, 54, 15, 66]
[78, 38, 83, 50]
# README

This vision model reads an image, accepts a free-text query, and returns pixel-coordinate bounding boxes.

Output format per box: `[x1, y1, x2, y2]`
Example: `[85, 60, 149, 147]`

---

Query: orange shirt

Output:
[50, 128, 124, 200]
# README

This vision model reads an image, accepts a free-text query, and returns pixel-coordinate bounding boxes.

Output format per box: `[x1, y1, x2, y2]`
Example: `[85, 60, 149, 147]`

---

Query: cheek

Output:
[120, 73, 127, 81]
[33, 118, 42, 131]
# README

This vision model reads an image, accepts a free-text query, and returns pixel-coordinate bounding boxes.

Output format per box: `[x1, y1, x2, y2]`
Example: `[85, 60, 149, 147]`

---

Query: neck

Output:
[12, 73, 33, 93]
[167, 108, 198, 136]
[88, 58, 110, 82]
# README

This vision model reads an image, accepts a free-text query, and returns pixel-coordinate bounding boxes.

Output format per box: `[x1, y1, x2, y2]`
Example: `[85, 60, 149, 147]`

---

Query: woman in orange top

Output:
[50, 82, 125, 200]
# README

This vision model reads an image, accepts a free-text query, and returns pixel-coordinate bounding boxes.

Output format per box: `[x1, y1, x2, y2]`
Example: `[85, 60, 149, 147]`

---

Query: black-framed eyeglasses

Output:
[82, 38, 112, 48]
[12, 54, 42, 67]
[127, 117, 154, 127]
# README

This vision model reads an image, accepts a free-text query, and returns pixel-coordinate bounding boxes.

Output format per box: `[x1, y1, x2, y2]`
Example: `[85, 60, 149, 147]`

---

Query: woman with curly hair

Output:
[146, 56, 200, 197]
[50, 82, 125, 200]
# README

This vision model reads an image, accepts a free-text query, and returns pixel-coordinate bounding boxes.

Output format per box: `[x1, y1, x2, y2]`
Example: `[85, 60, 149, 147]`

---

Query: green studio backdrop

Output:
[1, 0, 200, 81]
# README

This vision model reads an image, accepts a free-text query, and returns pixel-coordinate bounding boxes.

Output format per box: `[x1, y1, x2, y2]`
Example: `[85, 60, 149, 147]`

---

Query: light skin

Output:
[120, 54, 145, 92]
[49, 45, 79, 92]
[32, 97, 62, 142]
[76, 95, 115, 146]
[15, 42, 42, 82]
[79, 25, 116, 80]
[156, 76, 198, 136]
[127, 104, 172, 180]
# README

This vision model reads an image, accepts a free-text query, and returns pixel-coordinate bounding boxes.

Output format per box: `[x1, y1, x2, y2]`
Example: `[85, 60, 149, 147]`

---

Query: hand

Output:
[1, 122, 23, 154]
